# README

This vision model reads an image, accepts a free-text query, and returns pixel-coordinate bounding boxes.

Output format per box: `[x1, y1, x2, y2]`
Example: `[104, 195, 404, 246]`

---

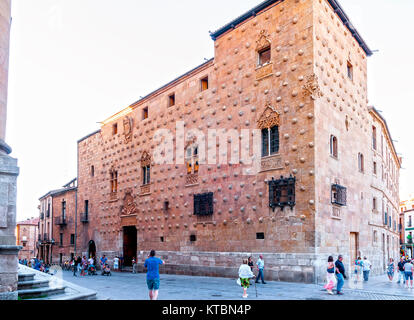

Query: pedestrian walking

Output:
[119, 255, 124, 271]
[255, 255, 266, 284]
[353, 256, 363, 283]
[404, 259, 413, 289]
[132, 257, 137, 274]
[397, 257, 406, 285]
[72, 258, 77, 276]
[335, 255, 346, 295]
[76, 256, 82, 274]
[114, 256, 119, 271]
[238, 259, 256, 299]
[144, 250, 164, 300]
[387, 258, 395, 282]
[362, 257, 372, 282]
[323, 256, 337, 295]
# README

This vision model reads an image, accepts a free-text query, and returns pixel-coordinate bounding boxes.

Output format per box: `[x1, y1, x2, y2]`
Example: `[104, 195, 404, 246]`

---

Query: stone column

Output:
[0, 0, 21, 301]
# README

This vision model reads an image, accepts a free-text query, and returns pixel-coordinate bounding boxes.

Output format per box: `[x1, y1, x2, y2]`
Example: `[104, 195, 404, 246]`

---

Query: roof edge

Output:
[77, 129, 101, 144]
[210, 0, 372, 57]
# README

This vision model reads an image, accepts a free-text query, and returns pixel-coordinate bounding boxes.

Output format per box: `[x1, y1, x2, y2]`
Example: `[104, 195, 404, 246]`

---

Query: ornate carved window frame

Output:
[258, 103, 280, 158]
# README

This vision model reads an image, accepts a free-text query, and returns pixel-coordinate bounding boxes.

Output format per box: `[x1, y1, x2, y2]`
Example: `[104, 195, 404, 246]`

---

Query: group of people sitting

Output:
[19, 258, 51, 273]
[71, 255, 98, 276]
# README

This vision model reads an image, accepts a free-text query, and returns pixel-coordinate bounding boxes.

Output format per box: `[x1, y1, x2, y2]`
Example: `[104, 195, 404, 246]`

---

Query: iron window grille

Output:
[331, 184, 347, 206]
[268, 176, 296, 211]
[194, 192, 214, 216]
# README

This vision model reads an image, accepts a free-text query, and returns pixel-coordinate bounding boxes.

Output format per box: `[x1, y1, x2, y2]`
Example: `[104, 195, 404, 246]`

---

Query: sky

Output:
[5, 0, 414, 221]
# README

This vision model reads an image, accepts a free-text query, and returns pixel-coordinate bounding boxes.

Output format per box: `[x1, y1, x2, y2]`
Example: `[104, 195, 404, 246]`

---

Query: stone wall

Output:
[312, 0, 400, 280]
[0, 155, 20, 300]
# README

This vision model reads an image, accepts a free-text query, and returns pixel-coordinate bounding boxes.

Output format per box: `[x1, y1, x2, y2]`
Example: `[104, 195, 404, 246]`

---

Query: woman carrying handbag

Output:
[238, 259, 256, 299]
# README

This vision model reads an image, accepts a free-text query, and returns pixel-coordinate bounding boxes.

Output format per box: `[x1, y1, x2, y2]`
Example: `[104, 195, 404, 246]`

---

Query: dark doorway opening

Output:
[88, 240, 96, 260]
[123, 226, 137, 267]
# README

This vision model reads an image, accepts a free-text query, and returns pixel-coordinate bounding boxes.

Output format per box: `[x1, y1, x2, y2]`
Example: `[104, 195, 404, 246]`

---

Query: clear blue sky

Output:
[6, 0, 414, 220]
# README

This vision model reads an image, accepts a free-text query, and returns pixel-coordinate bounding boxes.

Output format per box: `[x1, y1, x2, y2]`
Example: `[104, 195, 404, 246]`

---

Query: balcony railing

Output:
[81, 212, 89, 223]
[55, 216, 67, 226]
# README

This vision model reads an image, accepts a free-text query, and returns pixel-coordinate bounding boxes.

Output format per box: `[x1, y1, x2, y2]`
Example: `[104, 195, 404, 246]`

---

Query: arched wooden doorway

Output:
[88, 240, 96, 259]
[123, 226, 137, 266]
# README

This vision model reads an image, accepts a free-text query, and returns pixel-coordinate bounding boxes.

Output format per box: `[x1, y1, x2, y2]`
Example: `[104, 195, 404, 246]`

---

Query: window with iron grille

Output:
[194, 192, 214, 216]
[268, 176, 296, 211]
[331, 184, 347, 206]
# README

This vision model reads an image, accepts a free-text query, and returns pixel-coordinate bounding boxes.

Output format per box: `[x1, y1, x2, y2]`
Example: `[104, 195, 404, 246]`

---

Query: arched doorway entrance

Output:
[88, 240, 96, 260]
[123, 226, 137, 266]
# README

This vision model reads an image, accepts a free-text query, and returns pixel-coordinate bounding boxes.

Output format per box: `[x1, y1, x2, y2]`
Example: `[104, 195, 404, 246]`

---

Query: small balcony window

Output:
[168, 94, 175, 107]
[143, 107, 148, 120]
[258, 47, 271, 66]
[347, 61, 353, 80]
[200, 77, 209, 92]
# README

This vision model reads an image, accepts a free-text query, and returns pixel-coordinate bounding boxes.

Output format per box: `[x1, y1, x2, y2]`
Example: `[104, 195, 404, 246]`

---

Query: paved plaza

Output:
[60, 270, 414, 300]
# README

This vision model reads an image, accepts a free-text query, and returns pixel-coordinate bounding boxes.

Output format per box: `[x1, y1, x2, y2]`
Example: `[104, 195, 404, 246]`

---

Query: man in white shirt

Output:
[362, 256, 372, 282]
[255, 255, 266, 284]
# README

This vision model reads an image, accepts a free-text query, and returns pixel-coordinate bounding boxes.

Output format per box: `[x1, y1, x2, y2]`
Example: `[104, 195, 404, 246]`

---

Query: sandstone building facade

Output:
[43, 0, 401, 283]
[38, 179, 77, 264]
[16, 218, 39, 261]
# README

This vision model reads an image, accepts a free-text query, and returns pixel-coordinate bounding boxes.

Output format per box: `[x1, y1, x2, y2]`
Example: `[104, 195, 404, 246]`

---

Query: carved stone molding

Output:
[141, 151, 151, 167]
[257, 103, 280, 129]
[256, 63, 273, 81]
[302, 73, 322, 100]
[256, 30, 271, 52]
[260, 154, 283, 172]
[140, 184, 151, 195]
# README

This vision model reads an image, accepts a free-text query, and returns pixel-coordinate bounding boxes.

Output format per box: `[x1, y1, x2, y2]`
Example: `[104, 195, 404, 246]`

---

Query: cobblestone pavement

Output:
[60, 270, 414, 300]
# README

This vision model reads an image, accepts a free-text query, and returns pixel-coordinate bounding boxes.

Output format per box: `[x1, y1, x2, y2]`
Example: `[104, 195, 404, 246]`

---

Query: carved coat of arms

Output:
[302, 73, 322, 100]
[123, 116, 133, 144]
[121, 190, 137, 216]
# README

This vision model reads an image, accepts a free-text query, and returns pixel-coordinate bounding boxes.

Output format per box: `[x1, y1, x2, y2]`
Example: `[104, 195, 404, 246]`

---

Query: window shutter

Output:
[262, 129, 269, 157]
